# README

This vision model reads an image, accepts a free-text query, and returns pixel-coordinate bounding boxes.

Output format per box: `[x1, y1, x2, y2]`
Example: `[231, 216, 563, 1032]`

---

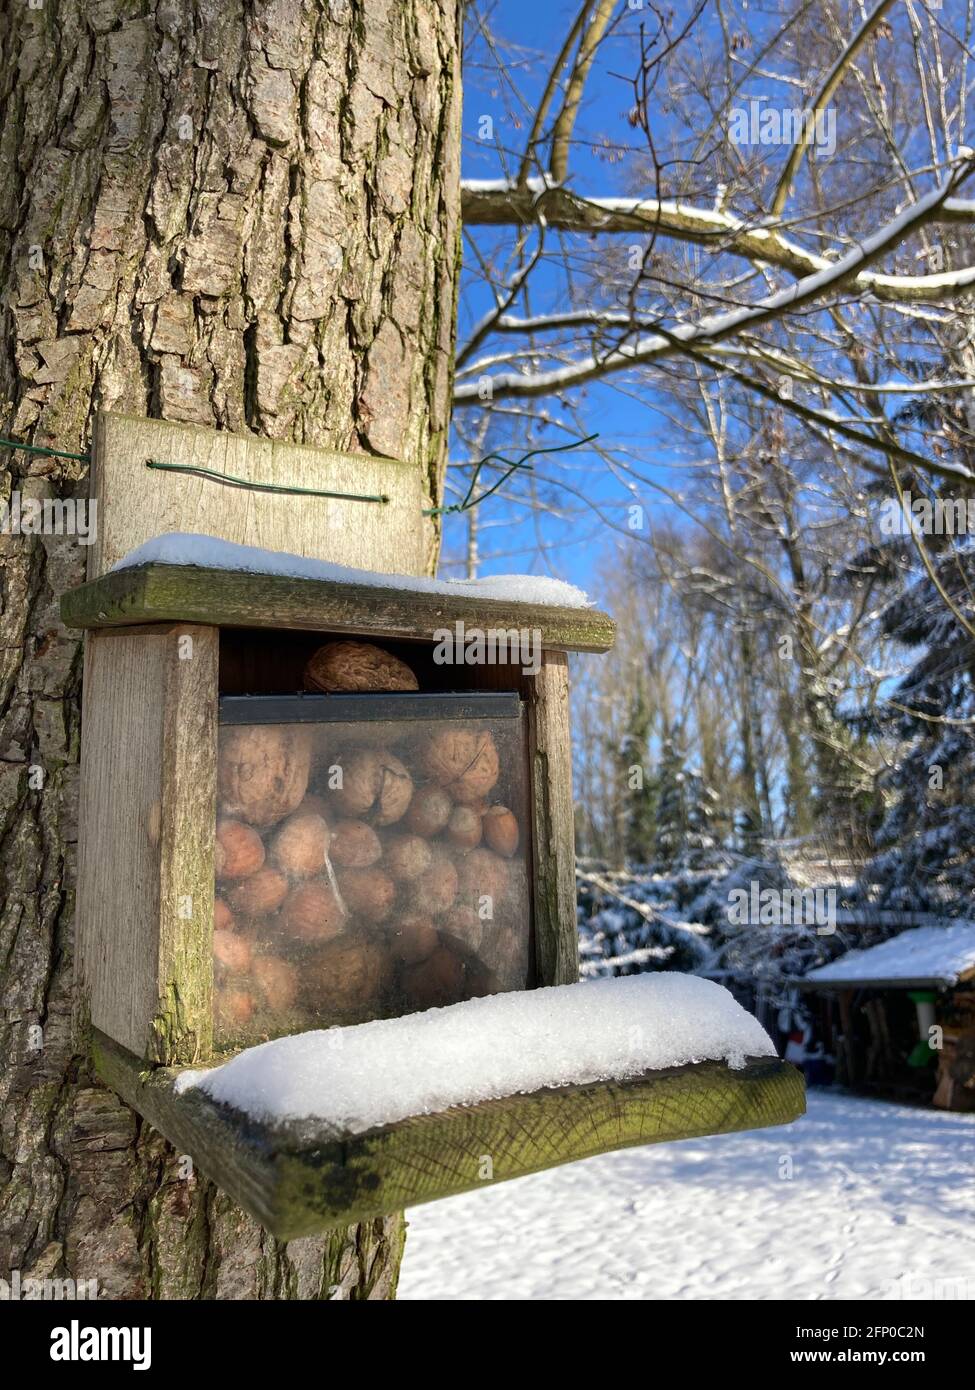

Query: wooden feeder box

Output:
[64, 414, 803, 1238]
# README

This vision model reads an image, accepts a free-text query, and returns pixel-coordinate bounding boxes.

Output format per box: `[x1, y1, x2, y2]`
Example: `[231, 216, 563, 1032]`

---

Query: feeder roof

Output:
[804, 921, 975, 991]
[60, 533, 615, 652]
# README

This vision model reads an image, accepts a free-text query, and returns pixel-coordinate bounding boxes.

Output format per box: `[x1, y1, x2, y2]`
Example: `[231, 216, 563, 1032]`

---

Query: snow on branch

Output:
[455, 177, 971, 406]
[461, 178, 975, 303]
[576, 865, 711, 937]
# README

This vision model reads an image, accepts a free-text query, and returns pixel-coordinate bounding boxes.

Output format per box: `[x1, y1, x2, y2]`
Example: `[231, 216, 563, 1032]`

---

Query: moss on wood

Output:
[61, 562, 617, 653]
[94, 1030, 805, 1241]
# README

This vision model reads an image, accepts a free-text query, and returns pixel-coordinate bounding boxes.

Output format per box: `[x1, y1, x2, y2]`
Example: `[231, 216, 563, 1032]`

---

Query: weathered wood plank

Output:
[60, 562, 617, 653]
[155, 625, 219, 1065]
[527, 652, 579, 984]
[77, 634, 166, 1057]
[76, 626, 218, 1065]
[88, 412, 430, 579]
[94, 1030, 805, 1240]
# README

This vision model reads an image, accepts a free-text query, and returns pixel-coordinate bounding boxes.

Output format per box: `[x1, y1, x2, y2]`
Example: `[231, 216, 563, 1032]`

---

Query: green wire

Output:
[146, 459, 389, 504]
[425, 432, 599, 516]
[0, 435, 90, 463]
[0, 431, 597, 516]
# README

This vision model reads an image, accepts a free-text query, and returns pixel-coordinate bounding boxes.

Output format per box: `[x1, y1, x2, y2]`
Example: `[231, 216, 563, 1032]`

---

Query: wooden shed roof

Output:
[804, 921, 975, 991]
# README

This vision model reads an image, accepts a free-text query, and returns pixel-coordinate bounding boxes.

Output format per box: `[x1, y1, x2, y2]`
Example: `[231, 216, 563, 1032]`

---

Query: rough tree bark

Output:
[0, 0, 460, 1299]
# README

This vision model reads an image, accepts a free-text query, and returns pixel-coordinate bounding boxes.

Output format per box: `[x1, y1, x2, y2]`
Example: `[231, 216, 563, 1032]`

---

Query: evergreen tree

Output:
[653, 737, 722, 871]
[854, 377, 975, 914]
[862, 552, 975, 913]
[617, 683, 657, 864]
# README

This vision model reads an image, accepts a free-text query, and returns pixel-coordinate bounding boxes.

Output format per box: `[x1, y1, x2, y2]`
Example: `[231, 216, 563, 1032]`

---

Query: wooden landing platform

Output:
[94, 1031, 804, 1240]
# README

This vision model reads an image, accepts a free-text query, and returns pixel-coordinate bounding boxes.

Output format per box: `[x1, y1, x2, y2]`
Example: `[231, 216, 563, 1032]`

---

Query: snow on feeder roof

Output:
[804, 922, 975, 991]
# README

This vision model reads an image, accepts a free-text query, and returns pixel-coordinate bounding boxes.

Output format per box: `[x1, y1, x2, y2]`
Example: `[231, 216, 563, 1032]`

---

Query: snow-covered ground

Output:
[399, 1090, 975, 1300]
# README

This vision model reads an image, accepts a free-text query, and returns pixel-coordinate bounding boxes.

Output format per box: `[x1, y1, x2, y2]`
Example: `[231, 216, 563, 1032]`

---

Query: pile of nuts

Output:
[212, 644, 529, 1044]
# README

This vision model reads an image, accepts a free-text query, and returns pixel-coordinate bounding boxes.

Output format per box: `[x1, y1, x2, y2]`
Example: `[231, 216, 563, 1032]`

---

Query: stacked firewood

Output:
[933, 990, 975, 1111]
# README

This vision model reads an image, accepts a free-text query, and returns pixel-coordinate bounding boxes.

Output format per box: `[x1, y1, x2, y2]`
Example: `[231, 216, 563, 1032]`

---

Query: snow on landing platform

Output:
[805, 921, 975, 988]
[175, 975, 775, 1135]
[112, 533, 593, 609]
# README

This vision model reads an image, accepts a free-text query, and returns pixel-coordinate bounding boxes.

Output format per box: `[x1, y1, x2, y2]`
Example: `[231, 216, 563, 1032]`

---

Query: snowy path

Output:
[398, 1090, 975, 1300]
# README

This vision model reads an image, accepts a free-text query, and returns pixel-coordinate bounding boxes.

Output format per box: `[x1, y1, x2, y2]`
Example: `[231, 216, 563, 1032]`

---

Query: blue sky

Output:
[441, 0, 686, 595]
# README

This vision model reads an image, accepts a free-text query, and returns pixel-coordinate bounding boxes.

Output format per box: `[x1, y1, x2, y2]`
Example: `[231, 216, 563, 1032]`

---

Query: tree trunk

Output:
[0, 0, 460, 1300]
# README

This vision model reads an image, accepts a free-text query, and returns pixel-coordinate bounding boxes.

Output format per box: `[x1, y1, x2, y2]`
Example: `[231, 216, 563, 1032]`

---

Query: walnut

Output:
[439, 904, 483, 952]
[446, 805, 482, 851]
[215, 819, 265, 880]
[252, 955, 299, 1012]
[420, 728, 499, 805]
[338, 866, 396, 923]
[384, 834, 433, 882]
[404, 784, 452, 838]
[388, 912, 439, 965]
[479, 925, 528, 983]
[402, 946, 465, 1011]
[227, 866, 289, 917]
[304, 640, 418, 693]
[409, 846, 458, 914]
[297, 792, 330, 818]
[281, 880, 347, 943]
[482, 806, 519, 858]
[214, 986, 255, 1030]
[329, 818, 383, 868]
[270, 810, 331, 879]
[218, 726, 311, 827]
[301, 938, 390, 1016]
[214, 897, 235, 933]
[457, 848, 510, 909]
[213, 926, 253, 976]
[330, 748, 413, 826]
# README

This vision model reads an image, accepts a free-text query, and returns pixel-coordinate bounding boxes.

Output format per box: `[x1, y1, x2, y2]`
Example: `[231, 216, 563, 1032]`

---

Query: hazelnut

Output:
[228, 866, 289, 917]
[214, 898, 235, 934]
[404, 784, 453, 838]
[329, 818, 383, 868]
[483, 806, 519, 858]
[297, 792, 330, 818]
[281, 880, 346, 943]
[409, 847, 458, 914]
[330, 748, 413, 826]
[446, 805, 482, 851]
[213, 926, 253, 976]
[457, 848, 510, 908]
[301, 938, 389, 1015]
[384, 833, 433, 882]
[304, 640, 419, 693]
[253, 955, 299, 1012]
[270, 810, 331, 879]
[402, 946, 465, 1011]
[338, 866, 396, 923]
[420, 728, 499, 805]
[214, 986, 255, 1030]
[388, 912, 439, 964]
[218, 725, 312, 827]
[215, 819, 265, 880]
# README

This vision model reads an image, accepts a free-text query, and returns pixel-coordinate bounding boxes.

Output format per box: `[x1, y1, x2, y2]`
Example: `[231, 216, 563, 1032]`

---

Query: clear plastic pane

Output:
[213, 709, 531, 1047]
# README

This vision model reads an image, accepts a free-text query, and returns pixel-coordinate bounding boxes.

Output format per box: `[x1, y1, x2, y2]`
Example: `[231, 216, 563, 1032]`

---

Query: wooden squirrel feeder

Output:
[63, 412, 803, 1238]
